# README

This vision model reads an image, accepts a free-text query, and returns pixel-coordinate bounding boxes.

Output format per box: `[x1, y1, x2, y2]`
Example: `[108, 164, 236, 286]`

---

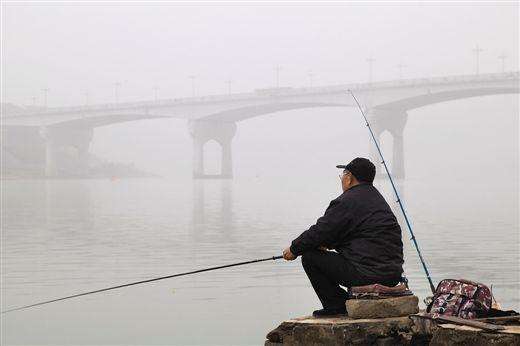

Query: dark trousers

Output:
[301, 250, 399, 310]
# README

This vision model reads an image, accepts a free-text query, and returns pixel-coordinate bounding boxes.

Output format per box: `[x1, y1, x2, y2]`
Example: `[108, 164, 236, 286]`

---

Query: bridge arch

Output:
[197, 102, 352, 123]
[11, 84, 518, 178]
[372, 87, 519, 114]
[47, 113, 171, 130]
[193, 88, 518, 179]
[27, 86, 520, 131]
[367, 87, 519, 178]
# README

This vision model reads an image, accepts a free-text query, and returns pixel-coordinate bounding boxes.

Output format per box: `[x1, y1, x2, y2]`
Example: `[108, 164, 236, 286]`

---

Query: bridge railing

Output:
[3, 71, 518, 118]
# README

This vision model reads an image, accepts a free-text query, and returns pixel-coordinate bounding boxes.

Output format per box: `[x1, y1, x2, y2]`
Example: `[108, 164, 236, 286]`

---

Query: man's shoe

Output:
[312, 307, 347, 318]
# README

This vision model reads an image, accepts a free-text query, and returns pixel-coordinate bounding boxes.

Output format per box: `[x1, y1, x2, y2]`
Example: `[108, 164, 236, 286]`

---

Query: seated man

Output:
[282, 157, 404, 317]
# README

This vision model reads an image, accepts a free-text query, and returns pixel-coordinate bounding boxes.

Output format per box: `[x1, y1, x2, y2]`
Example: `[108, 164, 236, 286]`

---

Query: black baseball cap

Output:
[336, 157, 376, 183]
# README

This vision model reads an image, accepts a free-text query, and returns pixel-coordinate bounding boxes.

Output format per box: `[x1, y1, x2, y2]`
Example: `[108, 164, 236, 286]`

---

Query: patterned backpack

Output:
[427, 279, 492, 319]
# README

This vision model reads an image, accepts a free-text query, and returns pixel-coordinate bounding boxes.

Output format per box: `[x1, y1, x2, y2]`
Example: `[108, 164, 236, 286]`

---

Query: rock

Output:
[265, 315, 414, 345]
[346, 295, 419, 319]
[429, 323, 520, 346]
[409, 313, 438, 336]
[265, 304, 520, 345]
[408, 313, 436, 344]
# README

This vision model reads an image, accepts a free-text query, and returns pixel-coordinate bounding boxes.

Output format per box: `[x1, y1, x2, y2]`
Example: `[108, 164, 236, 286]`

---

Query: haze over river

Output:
[2, 98, 518, 345]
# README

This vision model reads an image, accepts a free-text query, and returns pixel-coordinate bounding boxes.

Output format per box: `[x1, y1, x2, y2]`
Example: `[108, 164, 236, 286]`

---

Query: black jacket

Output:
[290, 183, 404, 281]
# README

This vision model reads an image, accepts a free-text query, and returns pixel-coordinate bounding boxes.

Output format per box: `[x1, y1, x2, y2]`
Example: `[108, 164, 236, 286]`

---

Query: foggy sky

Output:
[1, 5, 519, 344]
[3, 2, 519, 107]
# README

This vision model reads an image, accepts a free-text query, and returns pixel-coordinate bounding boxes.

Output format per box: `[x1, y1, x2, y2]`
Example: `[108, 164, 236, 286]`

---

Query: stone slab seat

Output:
[346, 283, 419, 320]
[346, 295, 419, 319]
[350, 282, 410, 296]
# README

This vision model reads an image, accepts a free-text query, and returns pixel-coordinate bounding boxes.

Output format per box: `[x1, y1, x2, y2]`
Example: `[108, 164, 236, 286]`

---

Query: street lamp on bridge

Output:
[225, 79, 232, 95]
[396, 62, 407, 80]
[308, 70, 314, 88]
[274, 65, 282, 88]
[153, 86, 159, 102]
[498, 52, 507, 73]
[41, 88, 50, 108]
[113, 82, 122, 104]
[189, 75, 197, 97]
[472, 44, 484, 75]
[82, 90, 90, 106]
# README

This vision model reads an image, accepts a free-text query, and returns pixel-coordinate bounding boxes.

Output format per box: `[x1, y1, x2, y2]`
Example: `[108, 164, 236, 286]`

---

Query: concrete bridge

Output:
[3, 71, 519, 178]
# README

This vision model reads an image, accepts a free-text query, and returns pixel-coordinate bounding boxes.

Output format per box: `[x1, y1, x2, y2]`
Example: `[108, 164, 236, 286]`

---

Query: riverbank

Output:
[265, 313, 520, 345]
[264, 296, 520, 345]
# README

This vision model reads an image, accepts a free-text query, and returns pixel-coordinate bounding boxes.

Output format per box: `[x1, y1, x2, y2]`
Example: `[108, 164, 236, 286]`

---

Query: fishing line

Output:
[2, 255, 283, 314]
[349, 90, 436, 294]
[5, 93, 437, 312]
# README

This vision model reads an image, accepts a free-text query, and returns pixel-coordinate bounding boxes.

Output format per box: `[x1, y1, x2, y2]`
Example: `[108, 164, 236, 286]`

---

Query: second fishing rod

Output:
[349, 90, 436, 294]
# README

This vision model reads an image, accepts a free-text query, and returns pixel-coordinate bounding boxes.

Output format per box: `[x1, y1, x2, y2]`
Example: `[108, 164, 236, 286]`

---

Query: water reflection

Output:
[1, 176, 518, 345]
[191, 179, 235, 237]
[44, 180, 94, 233]
[374, 176, 407, 222]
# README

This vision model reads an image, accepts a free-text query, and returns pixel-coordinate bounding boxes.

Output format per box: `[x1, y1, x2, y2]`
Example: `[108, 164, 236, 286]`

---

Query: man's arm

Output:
[288, 198, 351, 257]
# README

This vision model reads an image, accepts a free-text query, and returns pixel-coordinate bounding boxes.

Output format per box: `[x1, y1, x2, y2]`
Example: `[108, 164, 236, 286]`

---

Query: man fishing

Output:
[282, 157, 404, 317]
[3, 95, 431, 317]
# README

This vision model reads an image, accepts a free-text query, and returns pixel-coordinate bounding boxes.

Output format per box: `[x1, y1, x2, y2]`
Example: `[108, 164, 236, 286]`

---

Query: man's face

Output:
[339, 170, 353, 192]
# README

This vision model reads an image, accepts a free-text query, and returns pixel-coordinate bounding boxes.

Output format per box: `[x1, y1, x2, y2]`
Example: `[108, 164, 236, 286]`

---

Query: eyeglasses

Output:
[339, 170, 350, 179]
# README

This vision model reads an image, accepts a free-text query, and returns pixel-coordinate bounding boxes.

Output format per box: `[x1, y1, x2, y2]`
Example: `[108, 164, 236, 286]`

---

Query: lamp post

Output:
[153, 86, 159, 102]
[225, 79, 232, 95]
[113, 82, 121, 103]
[274, 65, 282, 88]
[308, 70, 314, 88]
[188, 75, 196, 97]
[82, 90, 89, 106]
[498, 52, 507, 73]
[42, 88, 50, 108]
[396, 63, 407, 80]
[472, 44, 484, 75]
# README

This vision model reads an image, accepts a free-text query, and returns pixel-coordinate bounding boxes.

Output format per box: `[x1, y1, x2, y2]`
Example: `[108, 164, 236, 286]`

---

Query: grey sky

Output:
[2, 2, 518, 107]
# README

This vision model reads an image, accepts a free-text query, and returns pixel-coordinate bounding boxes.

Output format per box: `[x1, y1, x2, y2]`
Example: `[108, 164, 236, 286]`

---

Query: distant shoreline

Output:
[1, 172, 160, 180]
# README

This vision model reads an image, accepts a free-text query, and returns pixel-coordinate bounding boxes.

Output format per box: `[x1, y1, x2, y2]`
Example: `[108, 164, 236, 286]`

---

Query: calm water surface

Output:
[1, 175, 518, 345]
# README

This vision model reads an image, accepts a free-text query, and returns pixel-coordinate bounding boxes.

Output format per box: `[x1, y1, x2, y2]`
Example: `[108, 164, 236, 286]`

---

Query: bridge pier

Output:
[368, 109, 408, 179]
[44, 138, 58, 177]
[188, 120, 237, 179]
[391, 131, 405, 180]
[40, 126, 93, 177]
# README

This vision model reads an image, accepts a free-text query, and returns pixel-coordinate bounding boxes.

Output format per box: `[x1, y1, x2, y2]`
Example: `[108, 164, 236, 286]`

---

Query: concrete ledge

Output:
[265, 315, 414, 345]
[430, 323, 520, 346]
[265, 310, 520, 345]
[346, 295, 419, 319]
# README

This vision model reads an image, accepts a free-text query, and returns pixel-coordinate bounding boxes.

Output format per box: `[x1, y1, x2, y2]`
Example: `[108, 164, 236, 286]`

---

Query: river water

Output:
[1, 172, 518, 345]
[2, 97, 519, 345]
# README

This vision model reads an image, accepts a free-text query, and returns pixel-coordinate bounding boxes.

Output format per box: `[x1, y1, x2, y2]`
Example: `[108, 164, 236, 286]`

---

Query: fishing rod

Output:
[348, 90, 436, 295]
[2, 255, 283, 314]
